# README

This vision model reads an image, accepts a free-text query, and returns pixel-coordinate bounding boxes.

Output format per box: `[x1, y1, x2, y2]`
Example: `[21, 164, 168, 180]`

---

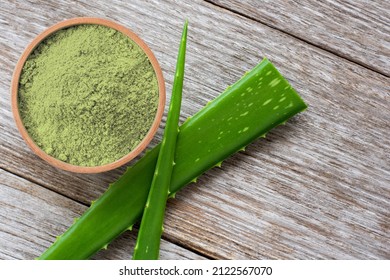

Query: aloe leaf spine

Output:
[133, 21, 188, 260]
[39, 58, 307, 260]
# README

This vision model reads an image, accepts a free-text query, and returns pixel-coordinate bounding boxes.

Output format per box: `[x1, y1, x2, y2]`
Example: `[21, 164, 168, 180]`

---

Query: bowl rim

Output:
[11, 17, 166, 173]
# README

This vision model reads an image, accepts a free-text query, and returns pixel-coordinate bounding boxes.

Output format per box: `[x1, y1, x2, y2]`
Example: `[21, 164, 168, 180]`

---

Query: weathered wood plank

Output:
[0, 0, 389, 259]
[0, 169, 206, 260]
[207, 0, 390, 76]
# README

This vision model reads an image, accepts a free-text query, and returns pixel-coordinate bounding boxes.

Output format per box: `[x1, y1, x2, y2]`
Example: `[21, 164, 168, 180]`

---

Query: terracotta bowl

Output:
[11, 17, 166, 173]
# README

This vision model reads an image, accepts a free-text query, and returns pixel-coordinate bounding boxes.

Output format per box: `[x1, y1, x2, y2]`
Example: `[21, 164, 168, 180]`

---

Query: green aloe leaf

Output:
[133, 20, 188, 260]
[39, 58, 307, 260]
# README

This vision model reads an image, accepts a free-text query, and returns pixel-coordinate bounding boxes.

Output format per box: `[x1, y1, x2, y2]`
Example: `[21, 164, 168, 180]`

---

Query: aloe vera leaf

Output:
[133, 21, 188, 260]
[39, 58, 307, 260]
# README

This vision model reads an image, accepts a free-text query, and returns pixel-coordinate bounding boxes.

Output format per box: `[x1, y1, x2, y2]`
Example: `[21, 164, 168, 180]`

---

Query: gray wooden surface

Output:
[0, 0, 389, 259]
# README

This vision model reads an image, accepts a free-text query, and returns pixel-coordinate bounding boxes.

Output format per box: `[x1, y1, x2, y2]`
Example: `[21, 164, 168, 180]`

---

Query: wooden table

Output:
[1, 0, 389, 260]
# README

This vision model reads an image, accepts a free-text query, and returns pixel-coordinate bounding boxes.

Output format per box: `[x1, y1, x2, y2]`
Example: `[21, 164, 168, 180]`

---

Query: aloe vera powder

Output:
[18, 24, 159, 167]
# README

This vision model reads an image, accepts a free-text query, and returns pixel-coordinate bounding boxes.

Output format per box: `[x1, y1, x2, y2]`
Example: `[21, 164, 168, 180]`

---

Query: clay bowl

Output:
[11, 17, 166, 173]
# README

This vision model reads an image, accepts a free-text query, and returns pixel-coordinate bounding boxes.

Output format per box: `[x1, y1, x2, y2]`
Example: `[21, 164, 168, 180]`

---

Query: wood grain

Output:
[0, 0, 389, 259]
[0, 169, 205, 260]
[207, 0, 390, 77]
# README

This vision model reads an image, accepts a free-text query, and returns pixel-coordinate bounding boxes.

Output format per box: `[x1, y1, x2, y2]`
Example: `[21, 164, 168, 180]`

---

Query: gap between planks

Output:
[0, 166, 90, 208]
[204, 0, 390, 78]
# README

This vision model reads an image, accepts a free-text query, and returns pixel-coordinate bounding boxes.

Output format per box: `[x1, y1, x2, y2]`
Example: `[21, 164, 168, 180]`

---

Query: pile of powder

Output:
[18, 24, 159, 167]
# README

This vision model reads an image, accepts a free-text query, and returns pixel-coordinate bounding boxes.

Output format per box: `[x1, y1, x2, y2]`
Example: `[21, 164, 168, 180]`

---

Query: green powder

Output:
[18, 24, 159, 167]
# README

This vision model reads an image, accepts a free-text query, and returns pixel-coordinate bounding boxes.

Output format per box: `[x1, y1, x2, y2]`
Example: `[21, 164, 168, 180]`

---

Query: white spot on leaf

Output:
[279, 97, 286, 102]
[285, 102, 294, 109]
[262, 99, 272, 106]
[269, 78, 281, 87]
